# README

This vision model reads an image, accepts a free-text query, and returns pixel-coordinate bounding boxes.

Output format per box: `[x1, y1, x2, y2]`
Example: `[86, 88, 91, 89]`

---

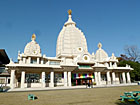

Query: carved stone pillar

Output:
[122, 72, 126, 84]
[21, 71, 25, 88]
[42, 72, 46, 88]
[106, 71, 111, 85]
[126, 72, 131, 83]
[98, 72, 101, 85]
[64, 71, 68, 86]
[94, 72, 98, 85]
[50, 71, 54, 87]
[68, 72, 71, 86]
[112, 72, 116, 84]
[37, 58, 40, 64]
[10, 70, 15, 89]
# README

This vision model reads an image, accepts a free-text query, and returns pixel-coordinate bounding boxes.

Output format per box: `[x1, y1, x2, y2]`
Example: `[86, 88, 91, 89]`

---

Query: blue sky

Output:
[0, 0, 140, 61]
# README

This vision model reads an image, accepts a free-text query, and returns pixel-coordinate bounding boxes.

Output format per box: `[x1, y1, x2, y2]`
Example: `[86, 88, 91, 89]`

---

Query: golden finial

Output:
[32, 33, 36, 41]
[68, 9, 72, 15]
[98, 42, 102, 49]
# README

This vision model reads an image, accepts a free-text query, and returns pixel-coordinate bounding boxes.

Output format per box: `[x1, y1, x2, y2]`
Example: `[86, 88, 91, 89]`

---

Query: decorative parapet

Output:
[9, 58, 14, 64]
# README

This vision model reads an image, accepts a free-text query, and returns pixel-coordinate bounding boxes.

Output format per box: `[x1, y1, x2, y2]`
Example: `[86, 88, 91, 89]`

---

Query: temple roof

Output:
[24, 34, 41, 56]
[0, 49, 10, 65]
[95, 43, 108, 62]
[56, 10, 88, 57]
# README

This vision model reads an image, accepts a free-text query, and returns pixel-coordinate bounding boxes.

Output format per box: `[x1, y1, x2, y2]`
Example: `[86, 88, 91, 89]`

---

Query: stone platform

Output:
[8, 83, 137, 92]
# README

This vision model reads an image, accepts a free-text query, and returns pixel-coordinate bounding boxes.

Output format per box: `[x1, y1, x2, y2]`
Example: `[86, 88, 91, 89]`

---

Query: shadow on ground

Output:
[116, 99, 138, 105]
[34, 96, 38, 100]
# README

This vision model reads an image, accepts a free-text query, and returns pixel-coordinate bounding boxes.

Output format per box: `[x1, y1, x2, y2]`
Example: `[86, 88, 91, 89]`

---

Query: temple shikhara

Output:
[6, 10, 133, 89]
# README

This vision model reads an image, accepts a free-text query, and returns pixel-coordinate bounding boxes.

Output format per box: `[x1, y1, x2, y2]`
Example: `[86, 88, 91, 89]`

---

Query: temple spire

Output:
[68, 9, 72, 15]
[32, 33, 36, 41]
[64, 9, 76, 26]
[98, 42, 102, 49]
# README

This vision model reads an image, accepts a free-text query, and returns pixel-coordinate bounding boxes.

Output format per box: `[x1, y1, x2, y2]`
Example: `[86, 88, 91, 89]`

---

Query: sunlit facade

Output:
[6, 10, 133, 89]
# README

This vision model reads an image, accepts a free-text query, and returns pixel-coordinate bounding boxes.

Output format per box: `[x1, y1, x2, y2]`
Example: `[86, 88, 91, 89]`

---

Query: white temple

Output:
[6, 10, 133, 89]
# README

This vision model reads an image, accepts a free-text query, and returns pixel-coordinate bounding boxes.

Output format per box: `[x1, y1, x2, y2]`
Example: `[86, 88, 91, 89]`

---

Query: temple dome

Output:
[95, 43, 108, 62]
[56, 10, 88, 57]
[24, 34, 41, 56]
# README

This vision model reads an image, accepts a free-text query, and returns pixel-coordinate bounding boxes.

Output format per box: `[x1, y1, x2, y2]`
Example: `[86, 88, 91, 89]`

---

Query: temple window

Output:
[54, 73, 63, 83]
[49, 61, 60, 65]
[78, 65, 90, 68]
[25, 73, 40, 83]
[31, 58, 37, 64]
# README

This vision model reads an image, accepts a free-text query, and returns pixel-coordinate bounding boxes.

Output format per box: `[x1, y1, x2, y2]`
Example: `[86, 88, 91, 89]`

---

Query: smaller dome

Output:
[24, 34, 41, 56]
[95, 43, 108, 62]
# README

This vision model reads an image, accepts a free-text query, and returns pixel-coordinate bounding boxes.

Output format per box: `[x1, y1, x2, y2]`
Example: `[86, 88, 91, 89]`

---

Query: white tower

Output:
[56, 10, 88, 62]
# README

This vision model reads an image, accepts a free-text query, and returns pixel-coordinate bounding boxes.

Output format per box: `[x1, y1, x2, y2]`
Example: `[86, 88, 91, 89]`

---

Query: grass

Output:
[0, 86, 140, 105]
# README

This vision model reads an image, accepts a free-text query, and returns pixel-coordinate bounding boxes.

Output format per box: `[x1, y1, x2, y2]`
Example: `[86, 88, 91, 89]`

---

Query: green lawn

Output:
[0, 86, 140, 105]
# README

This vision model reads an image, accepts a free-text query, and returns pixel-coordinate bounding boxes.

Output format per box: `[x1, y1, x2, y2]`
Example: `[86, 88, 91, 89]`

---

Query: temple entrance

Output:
[72, 78, 92, 86]
[71, 73, 94, 86]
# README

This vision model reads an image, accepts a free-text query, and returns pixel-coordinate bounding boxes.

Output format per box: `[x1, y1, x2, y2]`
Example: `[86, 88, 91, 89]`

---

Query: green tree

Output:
[118, 60, 140, 81]
[118, 45, 140, 82]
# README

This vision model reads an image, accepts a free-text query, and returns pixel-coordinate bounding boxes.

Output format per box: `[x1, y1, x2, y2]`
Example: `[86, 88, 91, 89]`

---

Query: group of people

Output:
[86, 80, 93, 88]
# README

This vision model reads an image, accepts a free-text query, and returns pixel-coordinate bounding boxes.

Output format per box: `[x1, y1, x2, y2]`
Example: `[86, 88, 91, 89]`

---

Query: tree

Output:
[118, 60, 140, 81]
[118, 54, 129, 61]
[124, 45, 140, 62]
[117, 45, 140, 82]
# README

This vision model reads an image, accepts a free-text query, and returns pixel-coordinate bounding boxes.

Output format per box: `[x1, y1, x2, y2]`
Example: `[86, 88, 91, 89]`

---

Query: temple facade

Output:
[6, 10, 133, 89]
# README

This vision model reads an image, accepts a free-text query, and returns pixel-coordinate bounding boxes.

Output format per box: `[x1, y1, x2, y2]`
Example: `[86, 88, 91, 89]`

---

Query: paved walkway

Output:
[8, 83, 138, 92]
